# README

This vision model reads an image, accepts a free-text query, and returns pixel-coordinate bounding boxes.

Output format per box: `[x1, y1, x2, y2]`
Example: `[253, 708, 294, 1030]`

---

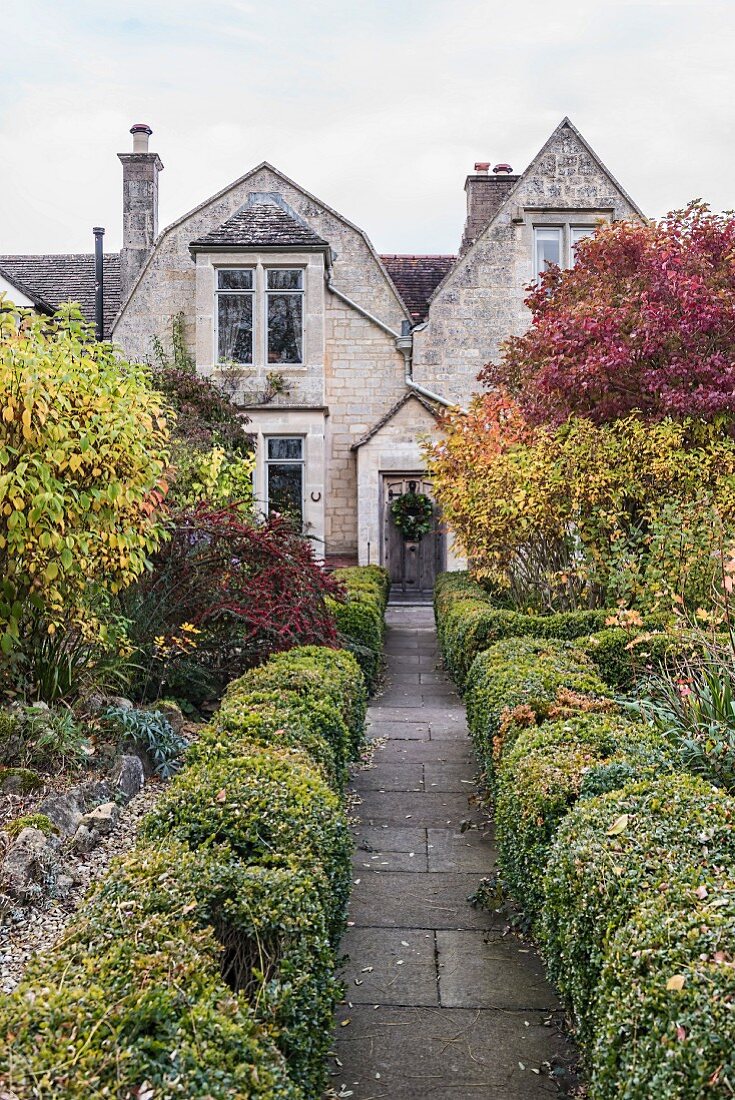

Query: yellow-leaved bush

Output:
[0, 298, 171, 652]
[424, 392, 735, 611]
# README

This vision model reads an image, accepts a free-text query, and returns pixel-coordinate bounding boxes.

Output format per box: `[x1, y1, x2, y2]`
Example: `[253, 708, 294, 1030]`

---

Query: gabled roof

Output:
[380, 255, 456, 323]
[0, 254, 121, 337]
[351, 391, 441, 450]
[190, 194, 330, 253]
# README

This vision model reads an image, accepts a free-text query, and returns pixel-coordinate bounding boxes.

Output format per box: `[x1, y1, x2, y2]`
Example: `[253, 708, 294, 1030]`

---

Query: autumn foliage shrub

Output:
[0, 300, 170, 664]
[124, 506, 342, 703]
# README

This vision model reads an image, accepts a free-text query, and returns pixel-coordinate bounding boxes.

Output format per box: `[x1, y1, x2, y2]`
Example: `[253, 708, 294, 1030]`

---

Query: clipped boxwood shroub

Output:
[234, 646, 367, 756]
[495, 715, 675, 926]
[591, 870, 735, 1099]
[541, 773, 735, 1043]
[330, 594, 384, 691]
[464, 636, 610, 775]
[91, 841, 338, 1097]
[202, 688, 348, 791]
[143, 744, 352, 941]
[0, 911, 300, 1099]
[583, 626, 688, 691]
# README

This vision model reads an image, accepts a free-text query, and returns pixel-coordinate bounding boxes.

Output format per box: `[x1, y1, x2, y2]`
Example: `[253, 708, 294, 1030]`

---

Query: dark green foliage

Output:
[0, 910, 299, 1099]
[540, 774, 735, 1042]
[233, 646, 367, 756]
[104, 706, 188, 778]
[92, 842, 338, 1096]
[494, 715, 676, 927]
[196, 691, 346, 792]
[143, 744, 351, 942]
[5, 812, 57, 839]
[464, 636, 610, 774]
[0, 705, 89, 770]
[583, 626, 687, 691]
[592, 870, 735, 1099]
[329, 565, 388, 691]
[0, 766, 43, 793]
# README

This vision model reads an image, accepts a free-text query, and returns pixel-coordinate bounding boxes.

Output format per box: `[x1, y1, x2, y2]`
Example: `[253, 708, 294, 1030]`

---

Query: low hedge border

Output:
[329, 565, 390, 691]
[0, 643, 375, 1098]
[434, 570, 735, 1095]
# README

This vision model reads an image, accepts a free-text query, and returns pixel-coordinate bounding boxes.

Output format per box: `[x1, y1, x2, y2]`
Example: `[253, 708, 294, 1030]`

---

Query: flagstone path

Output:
[331, 605, 574, 1099]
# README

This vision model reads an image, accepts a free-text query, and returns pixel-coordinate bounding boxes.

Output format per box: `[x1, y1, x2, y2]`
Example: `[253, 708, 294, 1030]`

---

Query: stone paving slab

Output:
[427, 828, 497, 873]
[332, 1005, 571, 1099]
[424, 762, 479, 792]
[367, 720, 430, 740]
[436, 930, 560, 1011]
[356, 790, 481, 829]
[347, 871, 503, 930]
[375, 739, 475, 764]
[353, 761, 425, 792]
[372, 705, 465, 724]
[340, 927, 439, 1006]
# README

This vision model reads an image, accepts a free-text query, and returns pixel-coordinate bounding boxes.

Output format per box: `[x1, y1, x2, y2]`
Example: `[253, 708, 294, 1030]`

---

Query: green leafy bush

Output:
[104, 705, 188, 778]
[93, 841, 338, 1096]
[583, 626, 686, 691]
[142, 744, 351, 942]
[329, 565, 389, 691]
[0, 910, 299, 1099]
[0, 704, 89, 770]
[197, 692, 346, 791]
[541, 773, 735, 1042]
[591, 869, 735, 1098]
[495, 715, 674, 926]
[464, 636, 610, 774]
[233, 646, 366, 756]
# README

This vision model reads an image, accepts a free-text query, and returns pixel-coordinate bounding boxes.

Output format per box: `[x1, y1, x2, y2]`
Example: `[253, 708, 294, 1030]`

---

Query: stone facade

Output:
[104, 117, 644, 582]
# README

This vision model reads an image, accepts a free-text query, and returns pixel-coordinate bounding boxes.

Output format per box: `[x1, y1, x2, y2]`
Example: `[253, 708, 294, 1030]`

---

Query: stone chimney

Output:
[118, 124, 163, 297]
[460, 161, 519, 254]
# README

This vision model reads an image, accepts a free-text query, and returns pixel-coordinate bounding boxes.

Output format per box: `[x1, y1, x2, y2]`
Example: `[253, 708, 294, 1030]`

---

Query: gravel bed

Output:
[0, 778, 165, 993]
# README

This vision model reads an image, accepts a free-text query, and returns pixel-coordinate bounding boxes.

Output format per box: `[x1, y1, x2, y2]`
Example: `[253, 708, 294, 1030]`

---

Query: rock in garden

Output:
[71, 779, 113, 811]
[111, 754, 144, 802]
[155, 701, 185, 734]
[71, 824, 100, 854]
[107, 696, 134, 711]
[80, 802, 120, 836]
[1, 827, 60, 902]
[37, 793, 83, 837]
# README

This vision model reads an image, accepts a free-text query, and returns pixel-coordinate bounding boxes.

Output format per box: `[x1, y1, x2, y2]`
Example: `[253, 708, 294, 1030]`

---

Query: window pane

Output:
[267, 269, 303, 290]
[535, 228, 561, 275]
[570, 227, 594, 265]
[218, 269, 253, 290]
[267, 463, 303, 521]
[268, 293, 303, 363]
[218, 293, 253, 363]
[267, 437, 303, 461]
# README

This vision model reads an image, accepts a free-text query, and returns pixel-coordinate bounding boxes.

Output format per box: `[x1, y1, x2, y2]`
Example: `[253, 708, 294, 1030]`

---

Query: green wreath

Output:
[391, 491, 434, 541]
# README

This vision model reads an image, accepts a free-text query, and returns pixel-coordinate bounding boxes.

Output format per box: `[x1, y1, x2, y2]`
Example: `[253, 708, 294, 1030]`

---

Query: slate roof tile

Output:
[190, 202, 329, 250]
[0, 254, 121, 338]
[381, 254, 457, 323]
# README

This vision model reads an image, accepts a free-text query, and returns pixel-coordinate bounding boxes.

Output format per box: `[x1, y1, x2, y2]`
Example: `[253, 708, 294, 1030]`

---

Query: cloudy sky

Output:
[2, 0, 734, 255]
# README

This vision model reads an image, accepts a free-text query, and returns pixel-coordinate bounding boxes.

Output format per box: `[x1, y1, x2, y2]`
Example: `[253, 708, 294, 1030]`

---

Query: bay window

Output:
[216, 265, 305, 366]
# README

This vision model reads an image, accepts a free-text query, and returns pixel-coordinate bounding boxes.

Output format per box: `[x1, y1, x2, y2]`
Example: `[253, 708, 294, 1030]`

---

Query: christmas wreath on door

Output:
[391, 490, 434, 541]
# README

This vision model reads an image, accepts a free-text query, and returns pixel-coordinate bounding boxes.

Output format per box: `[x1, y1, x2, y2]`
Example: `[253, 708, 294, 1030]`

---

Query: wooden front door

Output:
[382, 474, 444, 593]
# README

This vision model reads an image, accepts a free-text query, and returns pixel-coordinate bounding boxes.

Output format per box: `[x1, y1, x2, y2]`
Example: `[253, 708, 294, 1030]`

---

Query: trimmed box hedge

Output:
[494, 714, 677, 927]
[330, 565, 389, 691]
[0, 643, 370, 1097]
[464, 635, 611, 776]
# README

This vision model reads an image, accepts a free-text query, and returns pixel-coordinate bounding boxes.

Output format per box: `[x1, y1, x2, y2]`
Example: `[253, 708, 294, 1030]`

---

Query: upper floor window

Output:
[217, 268, 254, 364]
[534, 225, 597, 280]
[216, 266, 305, 366]
[267, 269, 303, 364]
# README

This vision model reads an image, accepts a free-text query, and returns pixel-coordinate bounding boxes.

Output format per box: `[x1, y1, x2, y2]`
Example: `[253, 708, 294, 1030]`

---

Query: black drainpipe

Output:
[93, 226, 105, 341]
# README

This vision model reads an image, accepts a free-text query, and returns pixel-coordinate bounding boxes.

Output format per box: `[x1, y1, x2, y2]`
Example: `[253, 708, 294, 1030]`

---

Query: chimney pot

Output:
[130, 123, 153, 153]
[493, 163, 513, 174]
[474, 161, 490, 174]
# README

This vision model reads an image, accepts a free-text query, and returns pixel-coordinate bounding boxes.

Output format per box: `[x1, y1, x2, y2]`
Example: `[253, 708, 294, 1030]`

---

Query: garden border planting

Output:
[434, 570, 735, 1098]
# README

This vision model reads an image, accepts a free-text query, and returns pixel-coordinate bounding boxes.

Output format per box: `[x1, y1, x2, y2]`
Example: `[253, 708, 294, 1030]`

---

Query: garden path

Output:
[331, 605, 573, 1099]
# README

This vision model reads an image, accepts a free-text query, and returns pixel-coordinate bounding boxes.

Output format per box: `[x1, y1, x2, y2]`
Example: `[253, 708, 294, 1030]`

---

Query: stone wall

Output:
[413, 120, 644, 405]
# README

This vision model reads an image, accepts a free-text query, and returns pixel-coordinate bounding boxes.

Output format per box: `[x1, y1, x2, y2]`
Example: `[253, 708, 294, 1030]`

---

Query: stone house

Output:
[0, 118, 643, 592]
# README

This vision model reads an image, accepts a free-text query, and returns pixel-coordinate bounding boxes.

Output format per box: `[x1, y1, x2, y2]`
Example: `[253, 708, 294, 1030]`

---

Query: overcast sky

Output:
[2, 0, 734, 255]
